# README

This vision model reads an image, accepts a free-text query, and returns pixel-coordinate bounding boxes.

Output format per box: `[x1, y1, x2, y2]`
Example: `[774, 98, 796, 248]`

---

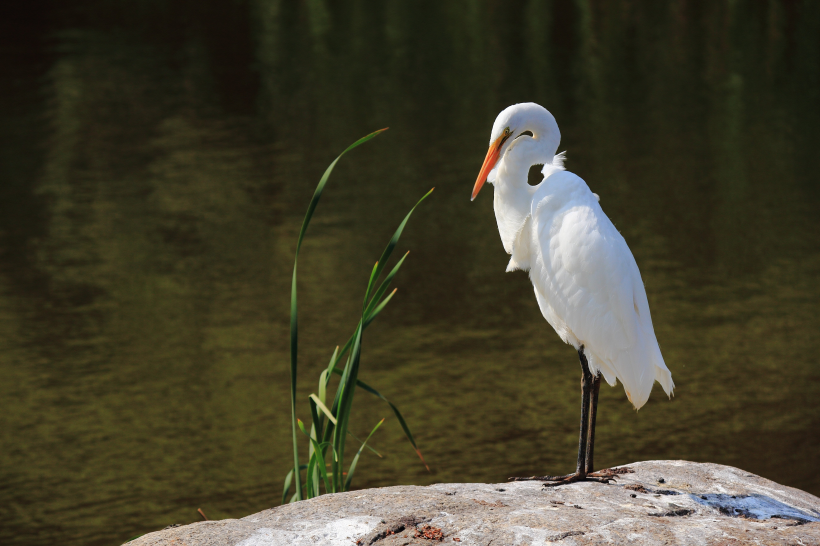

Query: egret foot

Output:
[508, 473, 576, 482]
[540, 473, 614, 487]
[508, 467, 630, 485]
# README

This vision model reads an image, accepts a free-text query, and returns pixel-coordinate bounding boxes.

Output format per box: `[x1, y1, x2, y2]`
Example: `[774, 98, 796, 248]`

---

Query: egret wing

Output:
[529, 171, 670, 408]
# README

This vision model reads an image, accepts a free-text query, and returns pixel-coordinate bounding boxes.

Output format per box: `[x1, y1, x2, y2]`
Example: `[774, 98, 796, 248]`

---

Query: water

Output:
[1, 2, 819, 545]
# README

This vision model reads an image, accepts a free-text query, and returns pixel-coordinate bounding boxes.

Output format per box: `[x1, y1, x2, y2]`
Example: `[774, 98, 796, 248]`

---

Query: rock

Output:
[126, 461, 820, 545]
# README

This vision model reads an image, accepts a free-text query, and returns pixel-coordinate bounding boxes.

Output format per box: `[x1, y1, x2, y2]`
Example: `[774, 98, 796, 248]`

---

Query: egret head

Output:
[471, 103, 560, 201]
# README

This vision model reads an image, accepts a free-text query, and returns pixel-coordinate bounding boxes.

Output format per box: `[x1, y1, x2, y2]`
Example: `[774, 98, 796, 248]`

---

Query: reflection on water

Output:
[1, 2, 819, 545]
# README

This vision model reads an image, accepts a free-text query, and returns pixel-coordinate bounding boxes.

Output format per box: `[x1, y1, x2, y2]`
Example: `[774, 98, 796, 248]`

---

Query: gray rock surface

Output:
[127, 461, 820, 545]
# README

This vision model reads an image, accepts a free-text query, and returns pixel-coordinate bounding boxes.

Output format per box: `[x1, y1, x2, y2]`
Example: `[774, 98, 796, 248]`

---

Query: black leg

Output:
[586, 372, 601, 475]
[575, 348, 593, 478]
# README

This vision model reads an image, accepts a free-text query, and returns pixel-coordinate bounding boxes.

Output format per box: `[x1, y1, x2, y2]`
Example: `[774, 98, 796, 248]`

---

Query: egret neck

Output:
[473, 103, 561, 256]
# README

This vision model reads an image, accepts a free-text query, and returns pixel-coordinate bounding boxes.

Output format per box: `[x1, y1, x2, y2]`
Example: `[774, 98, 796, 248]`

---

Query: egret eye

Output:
[499, 128, 513, 146]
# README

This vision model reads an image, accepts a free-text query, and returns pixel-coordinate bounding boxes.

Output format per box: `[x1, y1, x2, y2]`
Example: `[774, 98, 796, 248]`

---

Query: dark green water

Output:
[1, 1, 819, 544]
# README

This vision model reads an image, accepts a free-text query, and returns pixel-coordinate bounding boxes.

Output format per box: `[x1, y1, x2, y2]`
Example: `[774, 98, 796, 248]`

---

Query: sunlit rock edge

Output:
[126, 461, 820, 546]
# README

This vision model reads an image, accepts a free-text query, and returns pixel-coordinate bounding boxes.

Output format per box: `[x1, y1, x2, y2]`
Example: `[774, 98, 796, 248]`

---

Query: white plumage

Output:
[473, 102, 673, 410]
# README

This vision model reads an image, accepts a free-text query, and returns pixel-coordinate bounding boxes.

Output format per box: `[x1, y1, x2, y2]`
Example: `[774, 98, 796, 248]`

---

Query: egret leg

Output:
[585, 372, 601, 475]
[574, 350, 593, 478]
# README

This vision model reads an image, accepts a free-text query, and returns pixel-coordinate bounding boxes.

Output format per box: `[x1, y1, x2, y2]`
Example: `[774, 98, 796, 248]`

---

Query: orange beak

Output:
[471, 134, 506, 201]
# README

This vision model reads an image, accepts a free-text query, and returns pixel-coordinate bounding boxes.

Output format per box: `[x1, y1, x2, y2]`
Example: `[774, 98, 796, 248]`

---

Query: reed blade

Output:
[347, 429, 383, 457]
[303, 434, 333, 495]
[345, 418, 385, 491]
[304, 452, 317, 498]
[362, 261, 380, 313]
[309, 398, 324, 444]
[281, 468, 293, 505]
[333, 321, 364, 490]
[320, 347, 338, 401]
[366, 188, 434, 306]
[364, 289, 398, 329]
[281, 464, 308, 505]
[309, 393, 337, 425]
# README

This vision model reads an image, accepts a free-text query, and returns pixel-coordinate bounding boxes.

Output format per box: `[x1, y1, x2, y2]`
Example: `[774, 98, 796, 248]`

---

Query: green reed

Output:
[283, 129, 431, 503]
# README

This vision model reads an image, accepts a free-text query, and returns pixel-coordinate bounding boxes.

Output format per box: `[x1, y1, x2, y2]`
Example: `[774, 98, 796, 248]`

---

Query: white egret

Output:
[471, 103, 674, 485]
